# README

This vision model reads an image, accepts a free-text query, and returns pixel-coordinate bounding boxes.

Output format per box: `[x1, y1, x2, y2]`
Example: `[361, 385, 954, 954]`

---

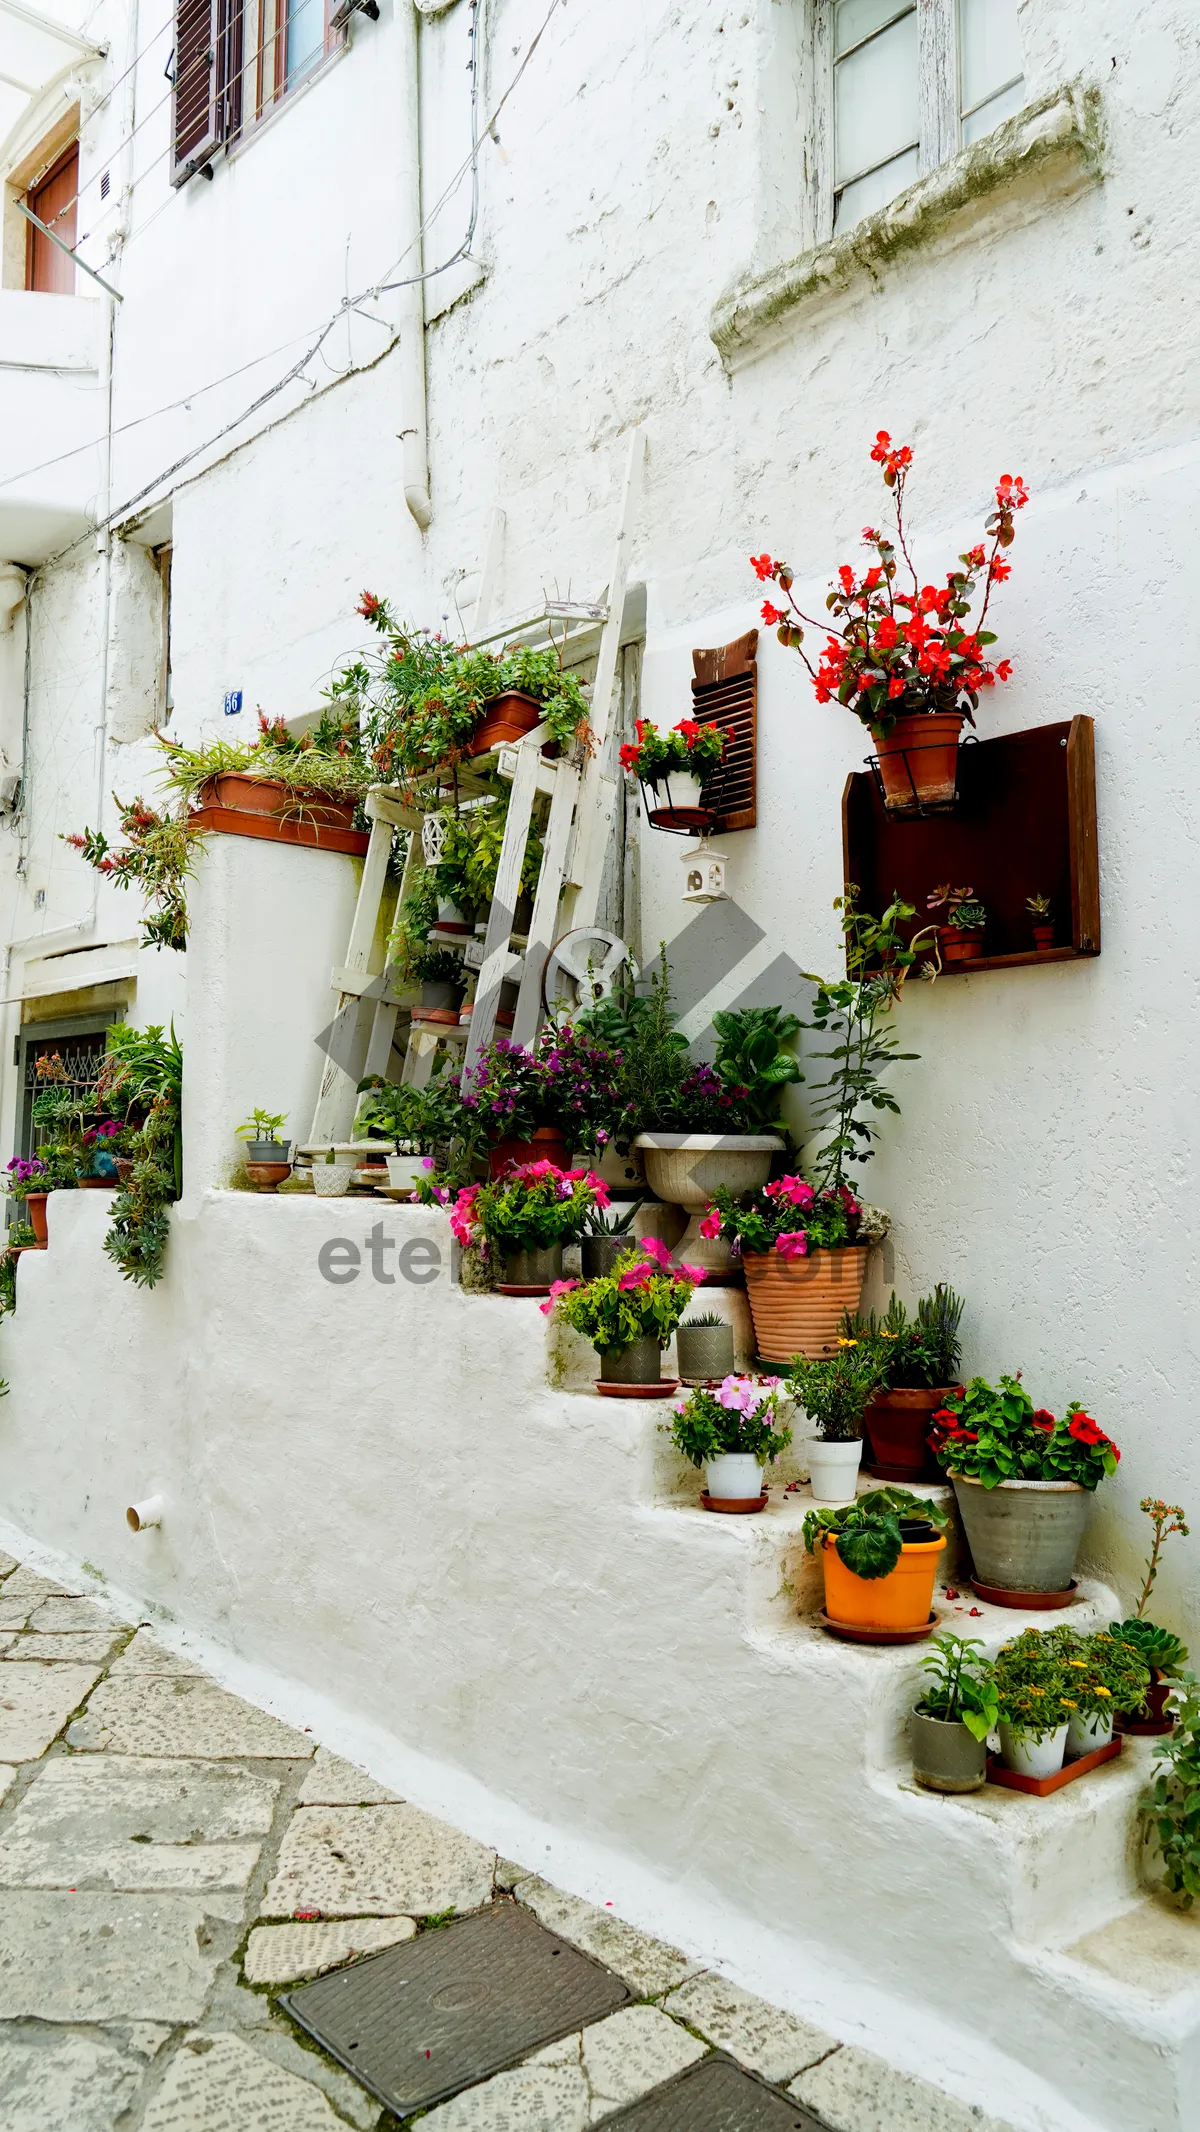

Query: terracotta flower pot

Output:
[864, 1386, 954, 1482]
[246, 1161, 292, 1192]
[24, 1192, 48, 1246]
[822, 1530, 945, 1631]
[939, 926, 985, 965]
[488, 1126, 570, 1179]
[1032, 924, 1055, 951]
[742, 1245, 869, 1364]
[198, 773, 356, 832]
[465, 690, 543, 758]
[873, 711, 964, 812]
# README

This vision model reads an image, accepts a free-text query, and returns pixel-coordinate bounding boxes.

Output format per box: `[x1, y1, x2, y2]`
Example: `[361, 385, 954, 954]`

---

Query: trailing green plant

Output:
[432, 783, 545, 913]
[802, 886, 933, 1194]
[546, 1238, 704, 1351]
[64, 798, 195, 951]
[98, 1025, 183, 1289]
[448, 1161, 603, 1260]
[710, 1006, 802, 1131]
[414, 945, 464, 988]
[235, 1109, 288, 1143]
[915, 1634, 998, 1741]
[1044, 1626, 1151, 1726]
[1139, 1672, 1200, 1905]
[930, 1375, 1120, 1491]
[840, 1285, 964, 1390]
[788, 1341, 889, 1442]
[667, 1375, 791, 1468]
[992, 1627, 1073, 1739]
[802, 1486, 948, 1581]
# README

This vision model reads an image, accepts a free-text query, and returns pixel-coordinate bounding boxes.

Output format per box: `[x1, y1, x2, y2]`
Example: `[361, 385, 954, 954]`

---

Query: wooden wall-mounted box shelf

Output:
[842, 716, 1100, 972]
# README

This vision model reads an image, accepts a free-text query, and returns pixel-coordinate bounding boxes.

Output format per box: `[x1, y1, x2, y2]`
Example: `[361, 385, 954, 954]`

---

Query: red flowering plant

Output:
[698, 1175, 862, 1261]
[750, 433, 1027, 738]
[929, 1374, 1119, 1491]
[448, 1160, 607, 1261]
[619, 717, 729, 786]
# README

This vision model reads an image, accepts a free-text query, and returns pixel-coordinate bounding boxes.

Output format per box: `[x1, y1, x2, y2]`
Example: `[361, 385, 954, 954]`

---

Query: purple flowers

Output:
[7, 1157, 47, 1186]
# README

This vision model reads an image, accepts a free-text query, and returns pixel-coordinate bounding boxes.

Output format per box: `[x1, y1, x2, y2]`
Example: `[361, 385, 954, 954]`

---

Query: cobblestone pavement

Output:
[0, 1552, 1014, 2131]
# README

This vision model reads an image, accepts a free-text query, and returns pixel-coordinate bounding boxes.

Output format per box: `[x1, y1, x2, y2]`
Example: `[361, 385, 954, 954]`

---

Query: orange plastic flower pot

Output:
[822, 1531, 946, 1630]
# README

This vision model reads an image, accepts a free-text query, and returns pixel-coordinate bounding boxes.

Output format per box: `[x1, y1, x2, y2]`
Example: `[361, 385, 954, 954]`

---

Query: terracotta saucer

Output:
[970, 1577, 1079, 1611]
[496, 1282, 554, 1297]
[1115, 1713, 1176, 1737]
[701, 1492, 768, 1515]
[594, 1379, 680, 1399]
[819, 1609, 940, 1645]
[374, 1185, 415, 1200]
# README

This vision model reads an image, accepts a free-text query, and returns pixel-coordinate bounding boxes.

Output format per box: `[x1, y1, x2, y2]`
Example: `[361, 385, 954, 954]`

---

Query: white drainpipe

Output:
[397, 0, 432, 530]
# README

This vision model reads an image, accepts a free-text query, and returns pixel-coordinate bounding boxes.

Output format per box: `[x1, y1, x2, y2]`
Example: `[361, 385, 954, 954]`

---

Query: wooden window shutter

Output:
[172, 0, 224, 185]
[689, 630, 758, 831]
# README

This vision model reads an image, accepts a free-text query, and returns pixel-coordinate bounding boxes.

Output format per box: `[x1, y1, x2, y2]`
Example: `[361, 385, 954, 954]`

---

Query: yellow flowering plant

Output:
[992, 1628, 1073, 1740]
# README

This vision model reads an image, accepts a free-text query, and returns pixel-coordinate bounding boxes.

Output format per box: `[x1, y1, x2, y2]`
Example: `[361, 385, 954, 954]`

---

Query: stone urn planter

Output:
[676, 1319, 735, 1385]
[874, 710, 964, 813]
[911, 1710, 986, 1794]
[864, 1387, 953, 1482]
[742, 1245, 869, 1363]
[632, 1133, 782, 1280]
[950, 1474, 1091, 1596]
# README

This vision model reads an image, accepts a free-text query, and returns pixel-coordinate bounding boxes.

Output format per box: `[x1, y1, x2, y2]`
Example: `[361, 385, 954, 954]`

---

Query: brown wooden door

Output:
[26, 144, 79, 294]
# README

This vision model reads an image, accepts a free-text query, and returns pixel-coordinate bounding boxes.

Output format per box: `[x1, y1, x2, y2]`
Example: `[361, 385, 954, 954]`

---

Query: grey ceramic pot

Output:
[600, 1335, 663, 1385]
[951, 1474, 1091, 1592]
[911, 1709, 987, 1793]
[502, 1243, 563, 1288]
[582, 1234, 633, 1281]
[421, 980, 460, 1011]
[676, 1322, 735, 1385]
[247, 1138, 290, 1161]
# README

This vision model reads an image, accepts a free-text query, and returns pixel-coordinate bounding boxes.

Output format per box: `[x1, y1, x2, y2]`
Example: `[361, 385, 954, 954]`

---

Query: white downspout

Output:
[397, 0, 431, 530]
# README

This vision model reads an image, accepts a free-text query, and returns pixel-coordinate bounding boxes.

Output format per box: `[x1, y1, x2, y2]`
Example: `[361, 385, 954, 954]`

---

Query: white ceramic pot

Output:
[806, 1436, 863, 1505]
[313, 1162, 356, 1198]
[386, 1154, 428, 1193]
[999, 1721, 1068, 1779]
[1066, 1709, 1114, 1757]
[705, 1453, 765, 1501]
[632, 1133, 782, 1280]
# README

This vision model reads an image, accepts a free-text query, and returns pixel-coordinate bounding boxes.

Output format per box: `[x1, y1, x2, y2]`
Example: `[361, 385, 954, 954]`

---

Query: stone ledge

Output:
[710, 80, 1105, 372]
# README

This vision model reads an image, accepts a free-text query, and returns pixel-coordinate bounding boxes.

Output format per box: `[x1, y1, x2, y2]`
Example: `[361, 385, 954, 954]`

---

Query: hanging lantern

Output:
[680, 839, 729, 904]
[421, 812, 447, 866]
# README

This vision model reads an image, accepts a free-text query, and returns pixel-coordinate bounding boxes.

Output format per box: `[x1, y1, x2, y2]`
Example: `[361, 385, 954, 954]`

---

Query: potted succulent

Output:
[930, 1376, 1120, 1600]
[665, 1375, 791, 1511]
[702, 1178, 876, 1363]
[676, 1310, 735, 1386]
[235, 1108, 292, 1190]
[449, 1160, 605, 1294]
[847, 1286, 964, 1482]
[620, 717, 730, 832]
[1111, 1498, 1191, 1732]
[6, 1156, 50, 1246]
[1026, 893, 1055, 951]
[803, 1486, 948, 1635]
[311, 1144, 359, 1198]
[993, 1628, 1075, 1778]
[581, 1199, 642, 1281]
[1047, 1627, 1151, 1757]
[545, 1236, 704, 1391]
[788, 1341, 888, 1503]
[912, 1634, 999, 1794]
[927, 885, 987, 966]
[752, 435, 1025, 814]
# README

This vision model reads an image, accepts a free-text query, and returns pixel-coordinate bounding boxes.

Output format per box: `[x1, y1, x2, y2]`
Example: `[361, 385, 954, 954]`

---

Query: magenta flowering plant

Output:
[667, 1374, 792, 1468]
[462, 1032, 627, 1156]
[545, 1237, 705, 1350]
[700, 1175, 861, 1257]
[448, 1160, 607, 1259]
[6, 1156, 49, 1200]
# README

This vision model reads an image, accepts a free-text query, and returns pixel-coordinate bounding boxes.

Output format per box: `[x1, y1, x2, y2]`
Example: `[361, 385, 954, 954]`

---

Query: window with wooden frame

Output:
[24, 139, 79, 293]
[171, 0, 344, 184]
[821, 0, 1025, 236]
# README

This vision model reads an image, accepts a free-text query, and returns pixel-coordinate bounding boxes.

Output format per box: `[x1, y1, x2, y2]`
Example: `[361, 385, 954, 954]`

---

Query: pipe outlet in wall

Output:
[126, 1496, 164, 1532]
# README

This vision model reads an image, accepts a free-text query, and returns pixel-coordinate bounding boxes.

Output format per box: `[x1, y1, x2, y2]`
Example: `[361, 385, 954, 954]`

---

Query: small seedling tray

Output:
[986, 1737, 1122, 1796]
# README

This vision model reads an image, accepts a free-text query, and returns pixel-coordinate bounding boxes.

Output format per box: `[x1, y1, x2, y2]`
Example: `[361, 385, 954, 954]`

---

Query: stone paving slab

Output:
[67, 1674, 314, 1759]
[0, 1661, 105, 1760]
[0, 1889, 242, 2020]
[26, 1597, 112, 1633]
[6, 1630, 124, 1663]
[790, 2047, 1016, 2132]
[514, 1876, 700, 1999]
[243, 1915, 417, 1984]
[663, 1971, 836, 2082]
[0, 1764, 16, 1807]
[530, 2005, 708, 2122]
[261, 1803, 495, 1918]
[0, 1754, 279, 1892]
[0, 1551, 19, 1575]
[0, 1600, 37, 1632]
[297, 1747, 401, 1806]
[422, 2062, 591, 2130]
[140, 2031, 351, 2130]
[108, 1630, 205, 1676]
[0, 2028, 143, 2132]
[0, 1569, 79, 1603]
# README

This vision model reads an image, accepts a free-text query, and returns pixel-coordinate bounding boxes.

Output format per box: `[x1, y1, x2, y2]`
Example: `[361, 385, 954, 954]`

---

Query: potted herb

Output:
[753, 434, 1025, 813]
[6, 1157, 50, 1246]
[414, 945, 464, 1016]
[311, 1145, 359, 1198]
[846, 1286, 964, 1482]
[235, 1109, 292, 1190]
[927, 885, 986, 965]
[788, 1341, 889, 1503]
[666, 1375, 791, 1510]
[546, 1237, 703, 1391]
[356, 1076, 462, 1197]
[620, 717, 729, 831]
[702, 1177, 876, 1364]
[1111, 1498, 1191, 1731]
[676, 1310, 735, 1386]
[1138, 1674, 1200, 1906]
[449, 1160, 604, 1293]
[581, 1198, 642, 1281]
[1048, 1627, 1151, 1756]
[912, 1634, 998, 1794]
[803, 1486, 948, 1635]
[930, 1376, 1120, 1600]
[1026, 893, 1054, 951]
[993, 1628, 1074, 1778]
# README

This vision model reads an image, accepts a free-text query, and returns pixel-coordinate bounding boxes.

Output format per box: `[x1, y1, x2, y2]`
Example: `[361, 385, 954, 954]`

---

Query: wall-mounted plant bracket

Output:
[842, 715, 1100, 972]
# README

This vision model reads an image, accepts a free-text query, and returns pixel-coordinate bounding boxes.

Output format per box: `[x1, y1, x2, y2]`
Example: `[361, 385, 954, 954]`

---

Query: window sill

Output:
[710, 80, 1104, 372]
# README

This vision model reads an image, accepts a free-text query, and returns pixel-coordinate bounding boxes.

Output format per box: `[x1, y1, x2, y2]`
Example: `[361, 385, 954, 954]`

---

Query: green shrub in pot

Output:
[448, 1160, 605, 1290]
[1044, 1626, 1151, 1755]
[788, 1341, 889, 1504]
[546, 1239, 704, 1387]
[1139, 1673, 1200, 1905]
[912, 1634, 998, 1794]
[1110, 1497, 1191, 1724]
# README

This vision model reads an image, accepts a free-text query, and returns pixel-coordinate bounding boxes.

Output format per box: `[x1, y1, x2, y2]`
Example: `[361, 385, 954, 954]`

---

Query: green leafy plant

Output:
[701, 1174, 860, 1258]
[548, 1240, 703, 1352]
[355, 1073, 467, 1157]
[916, 1634, 998, 1741]
[98, 1025, 183, 1289]
[619, 716, 728, 784]
[449, 1162, 603, 1259]
[710, 1007, 802, 1131]
[802, 887, 932, 1194]
[993, 1627, 1073, 1739]
[841, 1285, 964, 1390]
[236, 1110, 288, 1143]
[63, 799, 196, 952]
[414, 945, 463, 988]
[667, 1376, 791, 1468]
[802, 1486, 948, 1580]
[930, 1375, 1120, 1491]
[1045, 1626, 1151, 1725]
[1140, 1672, 1200, 1905]
[788, 1342, 888, 1442]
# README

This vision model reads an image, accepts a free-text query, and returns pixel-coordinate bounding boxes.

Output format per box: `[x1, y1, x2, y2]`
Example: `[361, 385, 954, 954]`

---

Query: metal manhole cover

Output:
[602, 2054, 824, 2130]
[282, 1900, 630, 2116]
